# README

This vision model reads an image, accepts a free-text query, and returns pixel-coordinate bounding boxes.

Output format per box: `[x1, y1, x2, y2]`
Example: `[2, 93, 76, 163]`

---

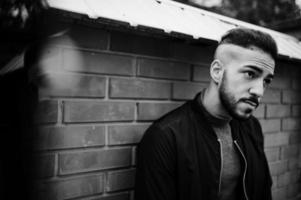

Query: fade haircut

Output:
[219, 28, 278, 61]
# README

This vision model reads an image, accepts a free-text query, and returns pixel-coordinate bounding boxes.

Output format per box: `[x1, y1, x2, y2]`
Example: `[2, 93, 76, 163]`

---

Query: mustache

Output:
[240, 97, 259, 107]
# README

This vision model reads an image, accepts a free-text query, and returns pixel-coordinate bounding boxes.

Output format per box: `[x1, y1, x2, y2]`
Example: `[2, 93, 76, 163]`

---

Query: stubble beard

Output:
[219, 74, 252, 120]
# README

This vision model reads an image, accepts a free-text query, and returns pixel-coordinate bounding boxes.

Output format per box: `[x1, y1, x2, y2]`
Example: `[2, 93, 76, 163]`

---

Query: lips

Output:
[241, 98, 259, 108]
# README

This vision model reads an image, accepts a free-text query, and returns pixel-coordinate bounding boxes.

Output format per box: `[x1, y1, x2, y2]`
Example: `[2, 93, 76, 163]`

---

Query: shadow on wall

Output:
[24, 28, 93, 200]
[0, 67, 38, 200]
[0, 21, 86, 199]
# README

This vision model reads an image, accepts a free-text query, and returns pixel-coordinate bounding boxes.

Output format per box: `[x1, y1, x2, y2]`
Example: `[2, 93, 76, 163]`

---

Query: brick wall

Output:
[26, 22, 301, 200]
[262, 61, 301, 200]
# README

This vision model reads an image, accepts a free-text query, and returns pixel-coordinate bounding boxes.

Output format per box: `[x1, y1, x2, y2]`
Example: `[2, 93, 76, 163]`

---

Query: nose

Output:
[249, 80, 264, 99]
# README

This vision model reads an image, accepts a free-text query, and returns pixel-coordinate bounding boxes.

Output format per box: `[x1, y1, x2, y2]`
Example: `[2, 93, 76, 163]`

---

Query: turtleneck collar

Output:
[198, 90, 232, 127]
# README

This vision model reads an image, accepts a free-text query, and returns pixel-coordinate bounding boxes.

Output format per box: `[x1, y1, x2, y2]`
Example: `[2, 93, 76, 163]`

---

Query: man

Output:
[135, 28, 277, 200]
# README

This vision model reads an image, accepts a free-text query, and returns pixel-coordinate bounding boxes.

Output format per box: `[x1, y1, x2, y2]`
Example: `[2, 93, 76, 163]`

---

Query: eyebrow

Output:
[266, 74, 274, 79]
[244, 65, 274, 79]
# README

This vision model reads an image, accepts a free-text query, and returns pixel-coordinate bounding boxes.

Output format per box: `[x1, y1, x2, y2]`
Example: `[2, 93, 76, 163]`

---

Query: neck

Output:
[201, 83, 232, 123]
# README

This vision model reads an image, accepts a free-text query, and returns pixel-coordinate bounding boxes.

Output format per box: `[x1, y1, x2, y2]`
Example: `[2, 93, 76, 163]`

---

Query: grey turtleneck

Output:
[200, 93, 241, 200]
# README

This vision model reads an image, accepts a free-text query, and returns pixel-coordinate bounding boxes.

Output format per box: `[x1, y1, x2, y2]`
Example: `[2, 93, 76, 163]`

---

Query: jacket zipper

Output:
[217, 138, 223, 195]
[234, 140, 249, 200]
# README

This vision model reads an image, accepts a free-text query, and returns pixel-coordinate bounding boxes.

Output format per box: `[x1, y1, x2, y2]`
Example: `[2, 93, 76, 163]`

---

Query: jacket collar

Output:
[191, 92, 243, 141]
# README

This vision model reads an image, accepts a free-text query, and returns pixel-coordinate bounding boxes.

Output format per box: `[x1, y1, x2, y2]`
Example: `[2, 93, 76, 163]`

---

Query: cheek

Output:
[226, 75, 248, 94]
[224, 77, 242, 94]
[226, 83, 247, 104]
[222, 70, 248, 98]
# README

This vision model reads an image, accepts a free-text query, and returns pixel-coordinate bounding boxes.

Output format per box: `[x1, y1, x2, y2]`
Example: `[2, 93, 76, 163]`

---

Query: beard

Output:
[219, 73, 254, 120]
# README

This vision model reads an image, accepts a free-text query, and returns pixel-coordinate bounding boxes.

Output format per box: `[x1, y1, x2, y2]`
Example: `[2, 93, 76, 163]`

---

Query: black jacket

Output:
[135, 93, 272, 200]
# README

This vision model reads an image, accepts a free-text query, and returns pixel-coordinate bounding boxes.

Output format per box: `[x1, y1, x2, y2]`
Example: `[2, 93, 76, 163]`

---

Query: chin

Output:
[232, 109, 253, 120]
[237, 114, 251, 120]
[233, 114, 250, 121]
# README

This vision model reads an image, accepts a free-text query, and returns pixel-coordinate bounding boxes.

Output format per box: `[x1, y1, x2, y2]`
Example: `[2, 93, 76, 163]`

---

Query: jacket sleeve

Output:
[135, 124, 177, 200]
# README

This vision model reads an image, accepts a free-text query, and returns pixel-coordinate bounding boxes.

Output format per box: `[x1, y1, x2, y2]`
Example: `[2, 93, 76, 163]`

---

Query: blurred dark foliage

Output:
[214, 0, 301, 26]
[0, 1, 46, 200]
[0, 0, 48, 30]
[0, 0, 49, 68]
[179, 0, 301, 27]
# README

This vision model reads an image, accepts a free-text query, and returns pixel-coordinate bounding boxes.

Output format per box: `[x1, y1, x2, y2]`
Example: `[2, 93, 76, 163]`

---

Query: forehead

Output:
[216, 44, 275, 74]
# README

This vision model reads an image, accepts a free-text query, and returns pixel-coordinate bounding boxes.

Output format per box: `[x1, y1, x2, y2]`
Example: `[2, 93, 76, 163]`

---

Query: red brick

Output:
[288, 158, 300, 170]
[110, 31, 171, 57]
[269, 160, 288, 175]
[290, 65, 301, 78]
[34, 154, 55, 178]
[171, 42, 215, 64]
[64, 101, 135, 123]
[288, 170, 301, 184]
[287, 183, 301, 198]
[138, 58, 190, 80]
[270, 76, 291, 89]
[27, 46, 62, 76]
[292, 79, 301, 90]
[271, 175, 277, 189]
[108, 124, 149, 145]
[272, 187, 287, 200]
[282, 118, 301, 131]
[34, 100, 58, 124]
[193, 65, 210, 82]
[266, 104, 291, 118]
[253, 104, 265, 118]
[62, 49, 135, 76]
[283, 90, 301, 104]
[36, 175, 104, 200]
[275, 61, 294, 77]
[289, 131, 301, 144]
[280, 145, 300, 160]
[260, 119, 281, 133]
[277, 172, 291, 187]
[110, 78, 171, 99]
[59, 148, 131, 174]
[262, 89, 281, 103]
[36, 126, 105, 150]
[39, 73, 106, 98]
[106, 169, 135, 192]
[61, 25, 109, 50]
[137, 102, 182, 121]
[132, 146, 137, 166]
[292, 105, 301, 117]
[172, 82, 208, 100]
[264, 147, 280, 162]
[264, 132, 289, 147]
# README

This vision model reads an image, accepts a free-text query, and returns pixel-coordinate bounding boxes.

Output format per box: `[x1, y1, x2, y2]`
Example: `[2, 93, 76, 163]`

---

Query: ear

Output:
[210, 59, 224, 84]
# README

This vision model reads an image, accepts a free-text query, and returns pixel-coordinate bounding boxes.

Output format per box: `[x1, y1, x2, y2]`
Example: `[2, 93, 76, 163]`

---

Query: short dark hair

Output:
[219, 28, 278, 60]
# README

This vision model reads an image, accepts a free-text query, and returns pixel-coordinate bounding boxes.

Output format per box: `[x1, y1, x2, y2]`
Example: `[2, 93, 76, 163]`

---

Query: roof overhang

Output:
[47, 0, 301, 62]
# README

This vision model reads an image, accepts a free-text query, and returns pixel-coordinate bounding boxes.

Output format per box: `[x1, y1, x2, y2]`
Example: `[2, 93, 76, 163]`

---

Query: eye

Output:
[244, 71, 256, 79]
[264, 78, 272, 86]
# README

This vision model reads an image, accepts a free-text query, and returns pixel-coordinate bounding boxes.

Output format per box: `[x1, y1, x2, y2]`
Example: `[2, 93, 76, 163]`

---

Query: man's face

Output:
[217, 45, 275, 120]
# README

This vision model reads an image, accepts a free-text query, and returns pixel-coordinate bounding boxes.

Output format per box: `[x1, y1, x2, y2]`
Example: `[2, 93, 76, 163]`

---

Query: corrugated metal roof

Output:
[47, 0, 301, 61]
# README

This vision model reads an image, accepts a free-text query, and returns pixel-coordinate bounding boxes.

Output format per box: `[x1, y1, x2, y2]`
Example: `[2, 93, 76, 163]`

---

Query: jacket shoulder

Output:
[139, 101, 193, 150]
[153, 101, 193, 130]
